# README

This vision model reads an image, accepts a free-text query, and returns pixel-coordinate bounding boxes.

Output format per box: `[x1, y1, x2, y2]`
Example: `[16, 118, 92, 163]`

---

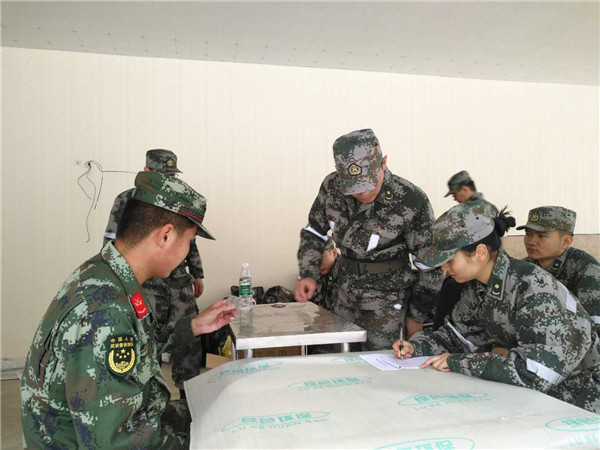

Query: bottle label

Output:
[239, 284, 252, 297]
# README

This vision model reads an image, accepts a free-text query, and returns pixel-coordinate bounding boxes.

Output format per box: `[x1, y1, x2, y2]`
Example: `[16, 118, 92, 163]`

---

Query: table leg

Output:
[244, 348, 254, 359]
[341, 342, 350, 353]
[301, 346, 307, 356]
[232, 342, 237, 361]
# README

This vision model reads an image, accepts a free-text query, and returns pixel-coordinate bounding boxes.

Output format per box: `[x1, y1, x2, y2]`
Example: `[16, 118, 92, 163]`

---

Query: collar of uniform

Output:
[547, 247, 570, 275]
[469, 192, 484, 202]
[101, 241, 144, 300]
[485, 249, 510, 301]
[374, 168, 393, 204]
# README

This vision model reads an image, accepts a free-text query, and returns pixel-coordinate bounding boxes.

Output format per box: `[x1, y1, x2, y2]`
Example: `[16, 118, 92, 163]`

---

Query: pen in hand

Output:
[394, 303, 404, 359]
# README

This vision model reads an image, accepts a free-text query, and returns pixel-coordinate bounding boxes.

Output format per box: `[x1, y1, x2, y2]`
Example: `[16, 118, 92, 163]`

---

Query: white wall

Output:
[2, 47, 598, 359]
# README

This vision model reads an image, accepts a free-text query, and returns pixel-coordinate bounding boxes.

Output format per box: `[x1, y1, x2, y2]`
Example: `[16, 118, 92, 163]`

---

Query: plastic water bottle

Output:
[239, 263, 255, 309]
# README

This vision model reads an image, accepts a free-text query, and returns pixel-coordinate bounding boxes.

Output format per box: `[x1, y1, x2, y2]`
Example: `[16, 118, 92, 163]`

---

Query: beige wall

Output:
[2, 47, 599, 359]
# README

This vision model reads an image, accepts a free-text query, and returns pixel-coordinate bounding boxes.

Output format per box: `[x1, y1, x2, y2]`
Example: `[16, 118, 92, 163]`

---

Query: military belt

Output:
[339, 256, 405, 275]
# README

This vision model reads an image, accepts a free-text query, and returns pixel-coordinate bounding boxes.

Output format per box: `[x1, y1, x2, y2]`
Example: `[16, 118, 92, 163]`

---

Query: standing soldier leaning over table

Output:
[295, 128, 442, 350]
[518, 206, 600, 334]
[104, 149, 205, 396]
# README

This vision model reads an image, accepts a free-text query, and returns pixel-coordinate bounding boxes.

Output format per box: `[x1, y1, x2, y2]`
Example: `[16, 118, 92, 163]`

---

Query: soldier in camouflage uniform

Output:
[296, 129, 442, 350]
[518, 206, 600, 333]
[104, 149, 205, 392]
[21, 171, 236, 448]
[393, 202, 600, 413]
[445, 170, 499, 217]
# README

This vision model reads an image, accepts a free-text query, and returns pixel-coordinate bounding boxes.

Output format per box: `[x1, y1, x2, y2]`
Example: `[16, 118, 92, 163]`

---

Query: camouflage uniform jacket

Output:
[410, 250, 600, 396]
[467, 192, 498, 218]
[104, 188, 204, 279]
[21, 242, 193, 448]
[298, 169, 441, 322]
[525, 247, 600, 329]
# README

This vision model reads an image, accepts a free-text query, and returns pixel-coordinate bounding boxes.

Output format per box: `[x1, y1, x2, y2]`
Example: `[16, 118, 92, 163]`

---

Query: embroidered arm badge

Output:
[106, 335, 136, 377]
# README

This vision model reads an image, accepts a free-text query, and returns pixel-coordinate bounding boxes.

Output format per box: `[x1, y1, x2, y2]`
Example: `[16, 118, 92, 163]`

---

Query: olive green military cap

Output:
[333, 128, 383, 195]
[133, 171, 215, 240]
[445, 170, 473, 197]
[516, 206, 576, 234]
[145, 149, 182, 174]
[416, 202, 494, 269]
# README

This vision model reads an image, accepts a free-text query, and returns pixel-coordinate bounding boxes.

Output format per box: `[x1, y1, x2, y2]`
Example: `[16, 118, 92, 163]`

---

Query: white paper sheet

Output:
[359, 353, 431, 370]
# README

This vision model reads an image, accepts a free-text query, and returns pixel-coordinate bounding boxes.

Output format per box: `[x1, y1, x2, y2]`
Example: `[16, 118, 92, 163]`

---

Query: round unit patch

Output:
[348, 164, 362, 176]
[167, 159, 174, 167]
[530, 212, 540, 222]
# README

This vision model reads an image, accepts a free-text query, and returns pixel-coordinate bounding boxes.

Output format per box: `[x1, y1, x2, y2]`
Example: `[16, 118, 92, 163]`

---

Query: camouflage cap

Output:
[445, 170, 473, 197]
[333, 129, 383, 195]
[145, 149, 182, 174]
[516, 206, 576, 234]
[132, 171, 215, 240]
[416, 202, 494, 269]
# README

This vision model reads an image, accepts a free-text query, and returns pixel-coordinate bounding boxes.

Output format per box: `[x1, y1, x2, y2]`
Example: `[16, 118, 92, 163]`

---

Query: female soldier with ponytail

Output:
[394, 202, 600, 413]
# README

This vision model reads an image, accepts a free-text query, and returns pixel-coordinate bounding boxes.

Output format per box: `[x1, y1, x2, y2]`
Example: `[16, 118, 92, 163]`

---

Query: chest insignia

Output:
[106, 335, 136, 377]
[348, 164, 362, 176]
[130, 292, 149, 319]
[385, 189, 393, 201]
[490, 282, 502, 296]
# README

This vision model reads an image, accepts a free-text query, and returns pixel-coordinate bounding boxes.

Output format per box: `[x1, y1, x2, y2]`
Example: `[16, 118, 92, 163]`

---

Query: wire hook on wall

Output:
[76, 160, 136, 243]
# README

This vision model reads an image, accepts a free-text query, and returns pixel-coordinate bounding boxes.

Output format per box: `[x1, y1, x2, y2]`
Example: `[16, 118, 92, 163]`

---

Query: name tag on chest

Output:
[367, 234, 380, 251]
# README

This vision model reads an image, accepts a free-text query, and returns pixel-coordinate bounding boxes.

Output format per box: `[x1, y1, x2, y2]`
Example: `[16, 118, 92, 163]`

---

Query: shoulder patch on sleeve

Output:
[106, 335, 136, 377]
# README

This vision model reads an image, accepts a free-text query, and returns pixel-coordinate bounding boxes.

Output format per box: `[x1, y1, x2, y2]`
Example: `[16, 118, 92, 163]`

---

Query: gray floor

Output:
[1, 364, 179, 448]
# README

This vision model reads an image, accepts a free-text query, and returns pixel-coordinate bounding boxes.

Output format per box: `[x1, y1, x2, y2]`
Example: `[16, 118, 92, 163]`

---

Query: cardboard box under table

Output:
[228, 302, 366, 359]
[185, 352, 600, 449]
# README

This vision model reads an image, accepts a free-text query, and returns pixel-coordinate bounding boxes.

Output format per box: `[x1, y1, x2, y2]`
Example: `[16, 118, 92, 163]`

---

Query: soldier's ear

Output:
[382, 155, 388, 170]
[475, 243, 489, 261]
[562, 234, 574, 249]
[157, 224, 176, 247]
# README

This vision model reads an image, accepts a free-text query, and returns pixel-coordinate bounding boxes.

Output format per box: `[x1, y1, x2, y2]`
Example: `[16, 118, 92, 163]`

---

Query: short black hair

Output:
[117, 199, 195, 247]
[462, 181, 477, 192]
[557, 229, 574, 238]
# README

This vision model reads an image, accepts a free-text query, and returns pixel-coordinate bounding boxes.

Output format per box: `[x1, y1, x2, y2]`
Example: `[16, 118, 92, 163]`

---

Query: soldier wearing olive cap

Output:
[392, 202, 600, 414]
[21, 171, 235, 449]
[519, 206, 600, 332]
[104, 149, 206, 394]
[296, 129, 441, 350]
[445, 170, 498, 217]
